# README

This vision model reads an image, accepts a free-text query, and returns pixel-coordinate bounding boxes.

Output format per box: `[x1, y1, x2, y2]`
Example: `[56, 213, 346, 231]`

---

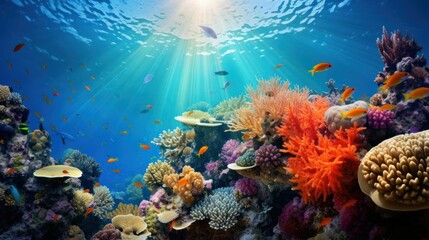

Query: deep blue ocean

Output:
[1, 0, 428, 193]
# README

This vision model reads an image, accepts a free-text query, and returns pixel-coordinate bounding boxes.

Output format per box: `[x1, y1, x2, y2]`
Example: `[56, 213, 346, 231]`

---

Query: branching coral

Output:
[143, 161, 175, 191]
[67, 149, 101, 189]
[278, 96, 364, 203]
[163, 165, 205, 205]
[93, 186, 115, 219]
[151, 128, 194, 163]
[227, 77, 308, 142]
[213, 95, 247, 120]
[107, 203, 141, 219]
[72, 190, 94, 215]
[190, 187, 241, 230]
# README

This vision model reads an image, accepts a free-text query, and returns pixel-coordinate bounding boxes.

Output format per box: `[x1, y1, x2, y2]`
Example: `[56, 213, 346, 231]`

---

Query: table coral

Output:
[358, 130, 429, 211]
[144, 160, 175, 191]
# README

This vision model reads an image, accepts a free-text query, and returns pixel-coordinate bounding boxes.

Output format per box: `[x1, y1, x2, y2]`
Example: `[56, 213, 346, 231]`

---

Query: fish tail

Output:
[308, 69, 315, 77]
[340, 111, 346, 120]
[197, 153, 200, 157]
[403, 93, 410, 102]
[338, 98, 344, 104]
[377, 85, 386, 91]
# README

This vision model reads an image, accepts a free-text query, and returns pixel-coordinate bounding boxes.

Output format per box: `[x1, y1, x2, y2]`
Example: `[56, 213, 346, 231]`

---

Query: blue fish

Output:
[54, 131, 75, 145]
[144, 74, 153, 84]
[10, 185, 21, 203]
[199, 25, 217, 39]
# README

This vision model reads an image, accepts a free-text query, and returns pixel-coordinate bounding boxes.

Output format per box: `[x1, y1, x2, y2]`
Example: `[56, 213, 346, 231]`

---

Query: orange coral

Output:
[278, 96, 364, 203]
[163, 166, 205, 205]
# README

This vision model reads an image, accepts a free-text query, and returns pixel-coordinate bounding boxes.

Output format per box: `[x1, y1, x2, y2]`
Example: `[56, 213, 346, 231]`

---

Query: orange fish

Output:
[140, 144, 150, 150]
[13, 43, 25, 52]
[308, 62, 332, 76]
[188, 133, 196, 138]
[242, 132, 251, 141]
[53, 214, 60, 222]
[85, 85, 91, 91]
[176, 178, 189, 187]
[187, 111, 194, 116]
[107, 158, 118, 163]
[83, 189, 90, 193]
[6, 168, 15, 174]
[378, 72, 409, 91]
[339, 87, 355, 104]
[197, 146, 208, 157]
[339, 199, 358, 211]
[403, 87, 429, 102]
[63, 170, 69, 174]
[377, 104, 396, 111]
[120, 130, 128, 135]
[113, 169, 120, 173]
[83, 207, 94, 218]
[153, 119, 162, 124]
[34, 111, 42, 118]
[340, 108, 367, 120]
[61, 116, 67, 122]
[169, 220, 175, 233]
[319, 217, 333, 227]
[134, 182, 143, 188]
[146, 104, 153, 109]
[273, 63, 283, 70]
[94, 183, 101, 187]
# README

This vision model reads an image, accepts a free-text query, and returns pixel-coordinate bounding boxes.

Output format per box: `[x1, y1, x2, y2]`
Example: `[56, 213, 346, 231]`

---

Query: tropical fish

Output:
[6, 60, 12, 69]
[85, 85, 91, 91]
[214, 71, 228, 76]
[120, 130, 128, 135]
[53, 92, 60, 97]
[134, 182, 143, 188]
[63, 170, 69, 174]
[339, 87, 355, 104]
[339, 199, 358, 211]
[43, 95, 53, 105]
[273, 64, 283, 70]
[113, 169, 120, 173]
[153, 119, 162, 124]
[146, 104, 153, 109]
[319, 217, 333, 227]
[107, 158, 118, 163]
[94, 183, 101, 187]
[242, 132, 251, 141]
[197, 146, 208, 157]
[169, 220, 175, 233]
[13, 79, 20, 85]
[53, 214, 60, 222]
[90, 75, 95, 80]
[140, 144, 150, 150]
[6, 168, 15, 175]
[83, 189, 90, 193]
[340, 108, 367, 120]
[61, 115, 67, 122]
[403, 87, 429, 102]
[55, 131, 75, 145]
[308, 62, 332, 76]
[23, 95, 29, 101]
[69, 80, 74, 85]
[188, 133, 196, 138]
[18, 123, 30, 135]
[176, 178, 189, 187]
[140, 109, 150, 114]
[67, 98, 73, 102]
[377, 104, 396, 111]
[10, 185, 21, 203]
[13, 43, 25, 52]
[72, 88, 77, 94]
[378, 72, 409, 91]
[222, 81, 230, 90]
[43, 64, 47, 72]
[144, 74, 153, 84]
[83, 207, 94, 218]
[199, 25, 217, 39]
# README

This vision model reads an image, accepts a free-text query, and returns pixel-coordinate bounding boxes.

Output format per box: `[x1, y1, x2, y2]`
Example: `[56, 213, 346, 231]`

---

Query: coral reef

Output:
[234, 178, 259, 197]
[66, 149, 101, 189]
[254, 144, 282, 169]
[68, 225, 86, 240]
[72, 189, 94, 214]
[190, 187, 241, 230]
[213, 95, 246, 120]
[358, 130, 429, 211]
[93, 186, 114, 219]
[112, 214, 150, 238]
[367, 108, 395, 129]
[186, 101, 212, 112]
[107, 202, 141, 219]
[151, 128, 195, 164]
[324, 100, 369, 133]
[220, 139, 241, 164]
[163, 165, 205, 205]
[91, 223, 122, 240]
[143, 160, 175, 191]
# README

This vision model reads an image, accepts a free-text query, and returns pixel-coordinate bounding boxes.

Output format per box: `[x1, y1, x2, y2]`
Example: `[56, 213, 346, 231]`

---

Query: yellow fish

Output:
[339, 87, 355, 104]
[378, 72, 409, 91]
[403, 87, 429, 102]
[120, 130, 128, 135]
[308, 62, 332, 76]
[340, 108, 367, 120]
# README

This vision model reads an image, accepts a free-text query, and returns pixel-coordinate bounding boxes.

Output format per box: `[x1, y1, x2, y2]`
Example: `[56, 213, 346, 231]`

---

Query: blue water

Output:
[1, 0, 428, 192]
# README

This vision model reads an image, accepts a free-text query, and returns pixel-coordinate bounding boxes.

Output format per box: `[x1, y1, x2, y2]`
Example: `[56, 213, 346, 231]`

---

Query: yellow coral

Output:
[72, 190, 94, 214]
[143, 161, 175, 191]
[0, 85, 11, 102]
[107, 202, 141, 219]
[163, 166, 205, 205]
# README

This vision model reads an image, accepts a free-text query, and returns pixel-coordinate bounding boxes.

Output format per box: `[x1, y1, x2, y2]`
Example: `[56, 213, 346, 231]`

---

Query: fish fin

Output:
[308, 69, 314, 77]
[338, 98, 344, 104]
[61, 136, 66, 145]
[340, 111, 346, 120]
[377, 85, 386, 91]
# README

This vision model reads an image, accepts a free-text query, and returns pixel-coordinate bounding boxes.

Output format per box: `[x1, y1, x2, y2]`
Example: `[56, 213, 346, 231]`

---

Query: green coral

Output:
[235, 150, 255, 167]
[213, 95, 247, 120]
[143, 161, 175, 191]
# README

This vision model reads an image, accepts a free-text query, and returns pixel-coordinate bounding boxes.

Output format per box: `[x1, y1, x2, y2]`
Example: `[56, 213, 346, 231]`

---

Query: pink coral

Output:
[234, 178, 259, 197]
[367, 108, 394, 129]
[220, 139, 240, 164]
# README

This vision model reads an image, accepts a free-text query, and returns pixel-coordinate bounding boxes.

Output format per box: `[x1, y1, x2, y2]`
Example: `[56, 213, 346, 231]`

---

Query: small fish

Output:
[376, 104, 396, 111]
[140, 144, 150, 150]
[53, 214, 60, 222]
[319, 217, 333, 227]
[13, 79, 20, 85]
[169, 220, 175, 233]
[339, 87, 355, 104]
[308, 62, 332, 76]
[197, 146, 208, 157]
[83, 207, 94, 218]
[43, 64, 47, 72]
[25, 68, 29, 76]
[6, 61, 12, 69]
[146, 104, 153, 109]
[403, 87, 429, 102]
[378, 72, 409, 91]
[134, 182, 143, 188]
[43, 95, 53, 105]
[339, 199, 358, 211]
[67, 98, 73, 102]
[188, 133, 196, 138]
[6, 168, 15, 175]
[94, 183, 101, 187]
[187, 111, 194, 116]
[123, 116, 129, 120]
[91, 98, 96, 102]
[199, 25, 217, 39]
[18, 123, 30, 135]
[50, 124, 57, 132]
[83, 189, 90, 193]
[340, 108, 367, 120]
[13, 43, 25, 52]
[53, 92, 60, 97]
[107, 158, 118, 163]
[242, 132, 251, 141]
[214, 70, 228, 76]
[62, 170, 69, 174]
[120, 130, 128, 135]
[61, 115, 68, 122]
[144, 74, 153, 84]
[176, 178, 189, 187]
[90, 75, 95, 80]
[153, 119, 162, 124]
[69, 80, 74, 85]
[81, 63, 85, 68]
[273, 64, 283, 70]
[85, 85, 91, 91]
[140, 109, 150, 114]
[222, 81, 230, 90]
[72, 89, 77, 94]
[10, 185, 21, 203]
[113, 169, 120, 173]
[23, 95, 29, 101]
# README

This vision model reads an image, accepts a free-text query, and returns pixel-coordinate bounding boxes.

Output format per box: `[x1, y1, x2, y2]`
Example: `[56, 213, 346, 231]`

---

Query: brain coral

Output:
[358, 130, 429, 211]
[324, 100, 369, 133]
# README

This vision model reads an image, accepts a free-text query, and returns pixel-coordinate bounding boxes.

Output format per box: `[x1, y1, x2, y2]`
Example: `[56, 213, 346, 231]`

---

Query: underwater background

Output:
[1, 0, 429, 239]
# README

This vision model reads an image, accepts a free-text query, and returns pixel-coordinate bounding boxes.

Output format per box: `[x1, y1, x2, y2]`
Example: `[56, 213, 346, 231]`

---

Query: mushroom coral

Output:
[278, 96, 365, 203]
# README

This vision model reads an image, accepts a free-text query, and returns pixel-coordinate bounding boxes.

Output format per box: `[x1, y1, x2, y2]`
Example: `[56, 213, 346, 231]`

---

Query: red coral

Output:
[278, 96, 364, 204]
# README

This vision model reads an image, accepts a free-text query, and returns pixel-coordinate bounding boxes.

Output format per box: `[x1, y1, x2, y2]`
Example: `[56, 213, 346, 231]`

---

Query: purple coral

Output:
[234, 178, 258, 197]
[367, 108, 395, 129]
[278, 197, 318, 239]
[138, 200, 152, 215]
[220, 139, 241, 164]
[91, 223, 121, 240]
[255, 144, 281, 168]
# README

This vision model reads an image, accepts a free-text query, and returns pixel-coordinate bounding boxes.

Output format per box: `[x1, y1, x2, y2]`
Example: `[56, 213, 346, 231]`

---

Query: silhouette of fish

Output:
[214, 71, 228, 76]
[199, 25, 217, 39]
